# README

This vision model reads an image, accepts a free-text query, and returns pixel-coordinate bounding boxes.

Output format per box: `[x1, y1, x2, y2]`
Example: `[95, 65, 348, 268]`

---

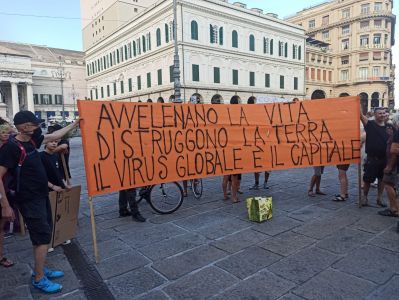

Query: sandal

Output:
[308, 190, 316, 197]
[333, 195, 346, 202]
[315, 190, 326, 195]
[378, 209, 399, 217]
[0, 257, 14, 268]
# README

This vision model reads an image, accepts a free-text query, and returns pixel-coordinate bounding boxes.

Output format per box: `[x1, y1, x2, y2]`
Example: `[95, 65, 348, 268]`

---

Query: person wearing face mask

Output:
[0, 111, 79, 294]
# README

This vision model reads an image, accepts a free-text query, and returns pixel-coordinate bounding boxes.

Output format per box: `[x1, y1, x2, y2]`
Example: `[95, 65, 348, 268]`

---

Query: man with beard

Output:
[0, 111, 79, 293]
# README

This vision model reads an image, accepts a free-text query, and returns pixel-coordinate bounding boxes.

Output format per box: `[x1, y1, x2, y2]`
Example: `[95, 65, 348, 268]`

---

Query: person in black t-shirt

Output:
[40, 140, 71, 192]
[360, 107, 388, 207]
[0, 111, 79, 294]
[380, 114, 399, 217]
[47, 124, 71, 180]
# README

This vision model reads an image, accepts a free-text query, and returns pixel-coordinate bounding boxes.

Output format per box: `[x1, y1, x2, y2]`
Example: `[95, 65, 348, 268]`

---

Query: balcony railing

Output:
[355, 76, 393, 83]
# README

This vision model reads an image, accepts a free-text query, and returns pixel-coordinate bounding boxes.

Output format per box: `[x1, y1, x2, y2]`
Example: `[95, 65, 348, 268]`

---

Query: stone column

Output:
[26, 83, 34, 112]
[11, 82, 19, 116]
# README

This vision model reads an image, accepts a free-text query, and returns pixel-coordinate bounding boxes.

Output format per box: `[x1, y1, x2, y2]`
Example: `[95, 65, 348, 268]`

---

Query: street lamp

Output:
[172, 0, 182, 103]
[53, 56, 70, 122]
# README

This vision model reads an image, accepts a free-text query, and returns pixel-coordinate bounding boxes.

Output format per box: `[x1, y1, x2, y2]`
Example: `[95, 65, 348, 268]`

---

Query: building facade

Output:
[0, 42, 87, 122]
[286, 0, 396, 112]
[83, 0, 306, 104]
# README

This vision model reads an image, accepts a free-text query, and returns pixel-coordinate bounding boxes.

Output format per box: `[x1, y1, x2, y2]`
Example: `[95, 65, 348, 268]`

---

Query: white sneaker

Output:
[47, 247, 54, 253]
[62, 240, 71, 245]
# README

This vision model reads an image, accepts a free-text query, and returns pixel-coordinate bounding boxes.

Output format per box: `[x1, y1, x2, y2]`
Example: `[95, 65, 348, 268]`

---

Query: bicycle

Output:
[190, 178, 203, 199]
[136, 182, 184, 214]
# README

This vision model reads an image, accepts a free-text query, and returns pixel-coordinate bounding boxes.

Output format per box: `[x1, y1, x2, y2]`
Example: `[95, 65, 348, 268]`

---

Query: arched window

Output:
[191, 20, 198, 40]
[142, 36, 146, 52]
[232, 30, 238, 48]
[210, 25, 215, 43]
[263, 38, 269, 54]
[156, 28, 161, 46]
[147, 33, 151, 51]
[219, 27, 224, 45]
[270, 39, 274, 55]
[132, 41, 136, 57]
[249, 34, 255, 51]
[165, 23, 170, 43]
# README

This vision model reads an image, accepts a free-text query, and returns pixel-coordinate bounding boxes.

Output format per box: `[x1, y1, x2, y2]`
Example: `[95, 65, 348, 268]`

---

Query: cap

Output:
[13, 111, 45, 126]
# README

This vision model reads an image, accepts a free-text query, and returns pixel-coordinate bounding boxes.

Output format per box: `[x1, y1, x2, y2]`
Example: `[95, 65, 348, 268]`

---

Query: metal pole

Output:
[59, 56, 66, 122]
[61, 76, 65, 122]
[173, 0, 182, 103]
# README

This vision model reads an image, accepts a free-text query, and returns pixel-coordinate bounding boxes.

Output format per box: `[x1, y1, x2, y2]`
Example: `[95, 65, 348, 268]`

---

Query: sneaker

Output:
[32, 276, 62, 294]
[33, 267, 64, 279]
[263, 182, 269, 189]
[249, 184, 259, 190]
[132, 212, 146, 222]
[47, 247, 54, 253]
[62, 240, 71, 245]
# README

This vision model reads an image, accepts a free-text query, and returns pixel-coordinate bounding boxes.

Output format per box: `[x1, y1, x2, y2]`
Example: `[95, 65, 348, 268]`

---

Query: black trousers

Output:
[118, 189, 139, 214]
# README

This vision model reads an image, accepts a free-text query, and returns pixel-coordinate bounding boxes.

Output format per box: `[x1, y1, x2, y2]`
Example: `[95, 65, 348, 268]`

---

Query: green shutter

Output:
[210, 25, 214, 43]
[270, 39, 273, 55]
[265, 74, 270, 87]
[250, 35, 255, 51]
[117, 49, 120, 63]
[219, 27, 223, 45]
[157, 69, 162, 85]
[107, 85, 110, 97]
[95, 89, 98, 99]
[280, 75, 284, 89]
[101, 87, 104, 98]
[191, 21, 198, 40]
[214, 67, 220, 83]
[285, 43, 288, 57]
[113, 82, 117, 95]
[142, 36, 146, 52]
[232, 30, 238, 48]
[294, 77, 298, 90]
[120, 81, 124, 94]
[298, 46, 302, 60]
[128, 78, 132, 92]
[233, 69, 238, 85]
[137, 76, 141, 90]
[147, 72, 151, 88]
[250, 72, 255, 86]
[157, 28, 161, 46]
[192, 64, 199, 81]
[133, 41, 137, 57]
[165, 24, 169, 43]
[90, 90, 93, 100]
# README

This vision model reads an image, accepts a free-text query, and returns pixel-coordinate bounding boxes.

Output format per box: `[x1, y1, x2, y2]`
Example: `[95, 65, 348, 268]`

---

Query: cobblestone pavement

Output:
[1, 137, 399, 300]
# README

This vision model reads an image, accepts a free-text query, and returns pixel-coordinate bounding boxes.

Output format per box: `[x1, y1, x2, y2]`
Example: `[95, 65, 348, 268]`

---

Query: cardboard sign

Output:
[78, 97, 361, 197]
[49, 186, 81, 248]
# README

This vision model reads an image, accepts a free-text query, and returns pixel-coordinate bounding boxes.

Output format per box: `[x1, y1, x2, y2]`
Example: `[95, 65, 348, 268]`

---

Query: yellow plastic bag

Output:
[246, 197, 273, 223]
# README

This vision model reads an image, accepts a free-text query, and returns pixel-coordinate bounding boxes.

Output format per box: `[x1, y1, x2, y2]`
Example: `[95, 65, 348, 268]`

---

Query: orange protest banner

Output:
[78, 96, 361, 197]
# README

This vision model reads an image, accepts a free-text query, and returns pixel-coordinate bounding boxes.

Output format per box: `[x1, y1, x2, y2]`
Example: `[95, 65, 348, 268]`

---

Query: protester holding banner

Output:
[40, 140, 71, 192]
[118, 188, 146, 222]
[361, 107, 388, 207]
[0, 111, 79, 293]
[47, 124, 72, 180]
[308, 166, 326, 197]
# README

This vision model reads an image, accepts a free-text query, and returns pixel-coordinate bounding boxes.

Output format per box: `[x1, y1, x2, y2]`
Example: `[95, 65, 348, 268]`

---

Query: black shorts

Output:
[20, 197, 53, 246]
[363, 157, 386, 183]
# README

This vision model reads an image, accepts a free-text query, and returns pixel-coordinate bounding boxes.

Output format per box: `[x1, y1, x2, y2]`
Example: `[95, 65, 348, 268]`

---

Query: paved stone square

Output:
[2, 137, 399, 300]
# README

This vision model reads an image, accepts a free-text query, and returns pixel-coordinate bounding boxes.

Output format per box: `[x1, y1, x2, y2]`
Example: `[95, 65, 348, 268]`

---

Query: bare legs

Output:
[33, 245, 48, 282]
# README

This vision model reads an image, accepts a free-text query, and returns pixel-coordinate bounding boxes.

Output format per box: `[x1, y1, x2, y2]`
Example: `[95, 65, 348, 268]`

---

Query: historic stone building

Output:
[82, 0, 306, 104]
[286, 0, 396, 112]
[0, 42, 87, 122]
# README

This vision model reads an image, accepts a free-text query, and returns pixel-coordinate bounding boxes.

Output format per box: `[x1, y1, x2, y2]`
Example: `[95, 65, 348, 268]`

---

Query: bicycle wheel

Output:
[148, 182, 184, 214]
[192, 179, 203, 199]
